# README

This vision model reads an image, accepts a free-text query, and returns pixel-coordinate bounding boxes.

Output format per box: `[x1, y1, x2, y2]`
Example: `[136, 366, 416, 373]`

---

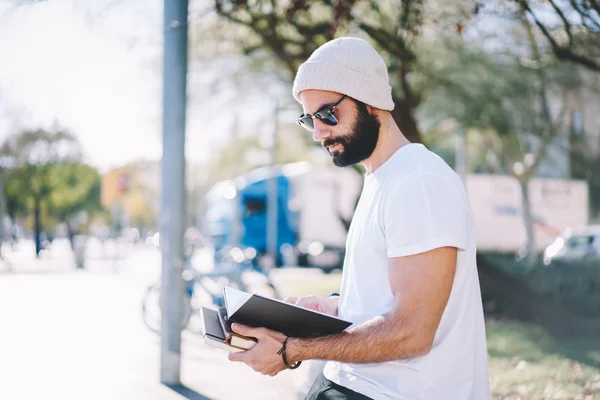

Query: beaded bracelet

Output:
[277, 336, 301, 369]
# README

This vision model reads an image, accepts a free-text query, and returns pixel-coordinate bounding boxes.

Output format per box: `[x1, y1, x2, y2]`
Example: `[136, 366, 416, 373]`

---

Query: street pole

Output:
[266, 98, 279, 269]
[160, 0, 188, 385]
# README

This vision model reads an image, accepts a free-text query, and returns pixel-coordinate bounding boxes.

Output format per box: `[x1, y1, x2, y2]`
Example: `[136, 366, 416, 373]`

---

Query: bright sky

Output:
[0, 0, 169, 171]
[0, 0, 290, 173]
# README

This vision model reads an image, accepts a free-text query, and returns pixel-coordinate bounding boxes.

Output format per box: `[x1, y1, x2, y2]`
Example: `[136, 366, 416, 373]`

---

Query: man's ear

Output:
[365, 104, 384, 118]
[366, 104, 379, 115]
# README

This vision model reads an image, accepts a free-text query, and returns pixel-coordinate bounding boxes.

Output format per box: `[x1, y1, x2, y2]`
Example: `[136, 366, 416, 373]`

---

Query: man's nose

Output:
[312, 120, 331, 142]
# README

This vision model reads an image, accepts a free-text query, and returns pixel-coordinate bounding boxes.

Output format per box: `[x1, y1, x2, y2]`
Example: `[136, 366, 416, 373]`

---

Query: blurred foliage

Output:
[48, 162, 104, 239]
[483, 253, 600, 318]
[0, 128, 104, 254]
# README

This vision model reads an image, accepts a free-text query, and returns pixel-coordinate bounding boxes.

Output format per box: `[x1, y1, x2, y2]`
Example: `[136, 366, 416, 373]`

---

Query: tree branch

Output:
[214, 0, 252, 26]
[547, 0, 573, 47]
[294, 21, 335, 37]
[518, 0, 600, 71]
[575, 0, 600, 30]
[569, 0, 600, 23]
[555, 48, 600, 71]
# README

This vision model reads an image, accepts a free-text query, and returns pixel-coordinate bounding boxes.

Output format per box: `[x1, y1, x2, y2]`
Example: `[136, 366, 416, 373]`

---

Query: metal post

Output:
[160, 0, 188, 385]
[266, 98, 279, 269]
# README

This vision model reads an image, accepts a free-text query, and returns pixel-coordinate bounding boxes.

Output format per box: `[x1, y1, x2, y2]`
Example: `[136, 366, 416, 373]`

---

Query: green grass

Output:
[487, 319, 600, 400]
[273, 268, 600, 399]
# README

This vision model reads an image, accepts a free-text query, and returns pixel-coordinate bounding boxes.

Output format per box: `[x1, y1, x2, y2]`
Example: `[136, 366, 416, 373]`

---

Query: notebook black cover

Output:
[227, 290, 352, 338]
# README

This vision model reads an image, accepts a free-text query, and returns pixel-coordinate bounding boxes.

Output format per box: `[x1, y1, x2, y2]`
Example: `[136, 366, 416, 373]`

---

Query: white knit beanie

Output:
[292, 37, 394, 111]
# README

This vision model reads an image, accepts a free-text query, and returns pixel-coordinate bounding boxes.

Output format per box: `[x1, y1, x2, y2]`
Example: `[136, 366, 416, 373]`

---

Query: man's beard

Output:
[322, 102, 381, 167]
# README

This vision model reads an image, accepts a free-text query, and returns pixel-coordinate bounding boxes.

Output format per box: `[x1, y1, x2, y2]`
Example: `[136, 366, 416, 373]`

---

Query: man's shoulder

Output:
[382, 167, 461, 193]
[384, 145, 457, 178]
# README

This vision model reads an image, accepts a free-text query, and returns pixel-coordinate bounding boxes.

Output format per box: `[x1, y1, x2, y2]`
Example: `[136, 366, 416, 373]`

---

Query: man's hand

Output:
[283, 295, 339, 317]
[227, 323, 288, 376]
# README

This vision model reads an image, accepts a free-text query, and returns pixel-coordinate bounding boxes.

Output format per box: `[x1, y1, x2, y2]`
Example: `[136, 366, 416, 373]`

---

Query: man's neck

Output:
[362, 115, 411, 175]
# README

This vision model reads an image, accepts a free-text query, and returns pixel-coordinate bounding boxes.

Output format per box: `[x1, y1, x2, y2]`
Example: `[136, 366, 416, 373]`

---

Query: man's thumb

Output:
[283, 296, 299, 304]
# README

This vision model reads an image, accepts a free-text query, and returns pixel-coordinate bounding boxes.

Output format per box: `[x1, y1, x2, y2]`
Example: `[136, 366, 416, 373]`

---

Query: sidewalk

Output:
[0, 242, 322, 400]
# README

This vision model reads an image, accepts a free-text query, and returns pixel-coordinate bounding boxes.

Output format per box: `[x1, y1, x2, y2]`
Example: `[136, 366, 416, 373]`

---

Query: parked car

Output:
[543, 225, 600, 265]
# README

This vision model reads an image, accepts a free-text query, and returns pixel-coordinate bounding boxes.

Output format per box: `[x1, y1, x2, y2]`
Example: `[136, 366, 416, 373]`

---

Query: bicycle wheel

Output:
[141, 284, 192, 335]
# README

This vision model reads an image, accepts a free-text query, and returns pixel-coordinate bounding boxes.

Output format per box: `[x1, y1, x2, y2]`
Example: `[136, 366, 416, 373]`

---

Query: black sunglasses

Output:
[296, 95, 347, 131]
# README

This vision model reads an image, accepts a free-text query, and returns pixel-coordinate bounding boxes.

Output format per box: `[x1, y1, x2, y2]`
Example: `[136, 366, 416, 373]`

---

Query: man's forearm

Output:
[288, 313, 430, 364]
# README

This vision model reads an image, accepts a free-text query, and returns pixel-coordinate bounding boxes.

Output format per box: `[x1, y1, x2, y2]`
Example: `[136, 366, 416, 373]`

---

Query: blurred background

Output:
[0, 0, 599, 399]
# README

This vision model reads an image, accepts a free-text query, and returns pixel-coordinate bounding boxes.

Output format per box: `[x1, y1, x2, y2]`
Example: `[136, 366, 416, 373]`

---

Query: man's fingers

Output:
[283, 296, 299, 304]
[295, 298, 310, 307]
[228, 350, 248, 363]
[231, 323, 263, 339]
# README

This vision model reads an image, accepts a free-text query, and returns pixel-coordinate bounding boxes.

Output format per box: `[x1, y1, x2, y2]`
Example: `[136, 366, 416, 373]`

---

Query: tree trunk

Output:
[66, 220, 75, 251]
[390, 99, 422, 144]
[34, 198, 42, 258]
[519, 179, 537, 267]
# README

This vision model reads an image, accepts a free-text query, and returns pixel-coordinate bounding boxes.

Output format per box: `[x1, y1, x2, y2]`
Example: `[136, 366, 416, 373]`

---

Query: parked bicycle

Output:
[141, 245, 281, 335]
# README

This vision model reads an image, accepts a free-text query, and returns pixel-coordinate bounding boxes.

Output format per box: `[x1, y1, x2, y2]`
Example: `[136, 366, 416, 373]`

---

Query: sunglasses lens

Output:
[315, 112, 338, 126]
[325, 115, 338, 126]
[297, 116, 314, 130]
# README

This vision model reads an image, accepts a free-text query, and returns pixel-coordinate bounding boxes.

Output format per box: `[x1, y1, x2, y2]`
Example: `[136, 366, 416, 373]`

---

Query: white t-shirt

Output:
[323, 144, 490, 400]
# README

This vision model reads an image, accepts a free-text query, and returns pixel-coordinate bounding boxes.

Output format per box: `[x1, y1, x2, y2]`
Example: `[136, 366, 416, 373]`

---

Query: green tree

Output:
[0, 128, 82, 256]
[48, 163, 104, 249]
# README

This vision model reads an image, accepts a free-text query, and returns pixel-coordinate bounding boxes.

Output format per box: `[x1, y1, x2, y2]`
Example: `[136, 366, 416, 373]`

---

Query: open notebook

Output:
[222, 286, 352, 338]
[202, 287, 352, 352]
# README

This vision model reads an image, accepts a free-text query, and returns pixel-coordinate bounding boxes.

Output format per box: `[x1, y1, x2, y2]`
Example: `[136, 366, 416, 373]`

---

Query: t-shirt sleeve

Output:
[383, 172, 469, 258]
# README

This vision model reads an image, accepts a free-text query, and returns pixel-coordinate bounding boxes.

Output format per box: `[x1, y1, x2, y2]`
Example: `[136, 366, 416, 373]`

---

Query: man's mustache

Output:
[322, 138, 345, 148]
